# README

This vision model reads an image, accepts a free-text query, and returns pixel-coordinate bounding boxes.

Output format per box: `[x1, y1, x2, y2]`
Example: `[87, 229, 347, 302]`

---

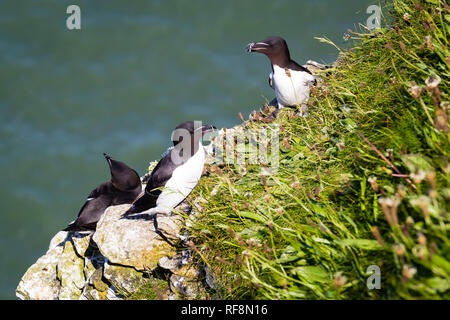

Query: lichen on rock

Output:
[57, 239, 86, 299]
[16, 195, 211, 300]
[16, 243, 64, 300]
[103, 262, 147, 295]
[92, 204, 181, 271]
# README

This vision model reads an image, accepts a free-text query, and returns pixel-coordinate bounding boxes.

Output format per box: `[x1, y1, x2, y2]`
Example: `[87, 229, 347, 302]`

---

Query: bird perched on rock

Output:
[246, 36, 316, 111]
[63, 153, 142, 231]
[123, 121, 216, 217]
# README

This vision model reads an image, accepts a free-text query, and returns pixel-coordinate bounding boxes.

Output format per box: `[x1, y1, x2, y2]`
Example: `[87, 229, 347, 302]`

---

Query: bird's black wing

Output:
[84, 182, 108, 204]
[72, 182, 110, 218]
[123, 151, 178, 215]
[287, 60, 312, 74]
[146, 151, 178, 192]
[63, 181, 116, 231]
[63, 193, 113, 231]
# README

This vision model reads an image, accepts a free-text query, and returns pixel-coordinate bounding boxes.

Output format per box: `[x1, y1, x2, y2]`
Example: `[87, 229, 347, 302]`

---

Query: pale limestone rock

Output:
[80, 266, 123, 300]
[16, 242, 65, 300]
[17, 232, 92, 300]
[160, 250, 207, 300]
[17, 192, 208, 300]
[83, 245, 105, 282]
[159, 251, 203, 281]
[71, 232, 93, 256]
[103, 262, 147, 295]
[48, 231, 69, 250]
[170, 274, 207, 299]
[93, 204, 182, 271]
[57, 239, 86, 299]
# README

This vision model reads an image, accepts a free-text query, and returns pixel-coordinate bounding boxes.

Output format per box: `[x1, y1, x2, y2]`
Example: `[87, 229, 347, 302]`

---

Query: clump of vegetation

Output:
[186, 0, 449, 299]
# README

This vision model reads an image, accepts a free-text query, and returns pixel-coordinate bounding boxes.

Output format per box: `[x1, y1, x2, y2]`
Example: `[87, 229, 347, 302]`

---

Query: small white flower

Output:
[410, 170, 426, 183]
[402, 265, 417, 279]
[425, 75, 441, 89]
[368, 176, 377, 183]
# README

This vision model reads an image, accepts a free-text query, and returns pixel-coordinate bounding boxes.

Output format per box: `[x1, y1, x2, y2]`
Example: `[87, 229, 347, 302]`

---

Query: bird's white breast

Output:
[272, 65, 315, 108]
[156, 141, 206, 210]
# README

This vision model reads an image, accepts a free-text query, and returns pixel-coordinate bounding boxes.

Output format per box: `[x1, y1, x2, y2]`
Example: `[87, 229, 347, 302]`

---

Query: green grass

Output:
[185, 0, 450, 299]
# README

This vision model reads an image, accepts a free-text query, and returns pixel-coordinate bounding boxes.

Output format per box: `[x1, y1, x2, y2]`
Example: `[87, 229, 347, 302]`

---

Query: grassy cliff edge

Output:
[184, 0, 449, 299]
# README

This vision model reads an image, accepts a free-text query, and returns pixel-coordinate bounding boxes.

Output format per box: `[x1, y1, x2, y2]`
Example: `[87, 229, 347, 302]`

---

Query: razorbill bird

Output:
[123, 121, 216, 217]
[246, 36, 316, 110]
[63, 153, 142, 231]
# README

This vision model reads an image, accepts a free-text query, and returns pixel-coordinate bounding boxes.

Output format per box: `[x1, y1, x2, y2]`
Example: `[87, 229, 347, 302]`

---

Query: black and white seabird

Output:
[246, 36, 316, 110]
[63, 153, 142, 231]
[123, 121, 216, 217]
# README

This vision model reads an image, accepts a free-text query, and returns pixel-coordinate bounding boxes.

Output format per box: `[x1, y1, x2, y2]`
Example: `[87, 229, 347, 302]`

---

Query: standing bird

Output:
[123, 121, 216, 217]
[246, 36, 316, 110]
[63, 153, 142, 231]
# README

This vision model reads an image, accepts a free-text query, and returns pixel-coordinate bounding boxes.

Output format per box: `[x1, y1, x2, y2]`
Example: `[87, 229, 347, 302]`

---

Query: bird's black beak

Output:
[103, 153, 113, 167]
[201, 124, 217, 135]
[245, 41, 269, 53]
[200, 125, 217, 145]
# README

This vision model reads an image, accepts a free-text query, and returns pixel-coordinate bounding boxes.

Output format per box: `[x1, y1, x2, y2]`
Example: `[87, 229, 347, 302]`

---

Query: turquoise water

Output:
[0, 0, 376, 299]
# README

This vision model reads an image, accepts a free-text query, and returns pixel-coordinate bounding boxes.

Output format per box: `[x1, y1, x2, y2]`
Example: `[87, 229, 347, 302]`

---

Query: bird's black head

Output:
[246, 36, 291, 67]
[171, 121, 216, 146]
[170, 121, 216, 162]
[103, 153, 141, 192]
